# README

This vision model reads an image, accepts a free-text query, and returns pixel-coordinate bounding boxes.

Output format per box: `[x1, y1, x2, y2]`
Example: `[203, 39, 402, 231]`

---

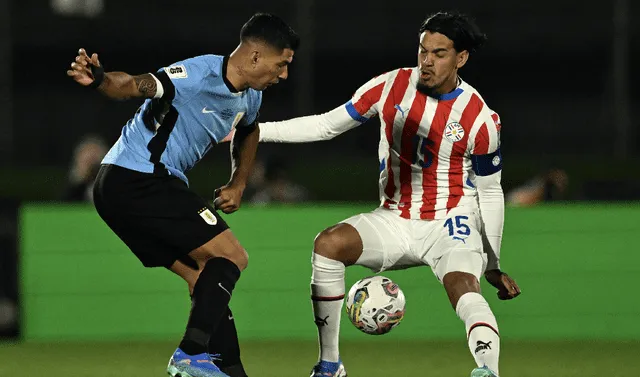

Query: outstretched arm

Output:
[259, 104, 364, 143]
[67, 48, 164, 100]
[259, 71, 390, 143]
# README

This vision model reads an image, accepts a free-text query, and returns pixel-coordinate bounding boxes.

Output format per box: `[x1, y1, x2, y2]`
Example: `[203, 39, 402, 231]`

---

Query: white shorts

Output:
[341, 206, 488, 282]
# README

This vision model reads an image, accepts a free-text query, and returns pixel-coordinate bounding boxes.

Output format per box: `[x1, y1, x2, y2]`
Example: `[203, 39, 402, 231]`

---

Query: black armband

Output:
[89, 64, 105, 89]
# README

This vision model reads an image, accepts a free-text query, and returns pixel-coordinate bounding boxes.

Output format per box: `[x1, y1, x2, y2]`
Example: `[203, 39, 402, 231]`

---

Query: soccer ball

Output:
[345, 275, 406, 335]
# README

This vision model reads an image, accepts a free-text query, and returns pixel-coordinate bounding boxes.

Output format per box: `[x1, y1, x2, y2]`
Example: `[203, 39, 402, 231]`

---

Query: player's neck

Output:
[435, 75, 460, 96]
[225, 53, 249, 92]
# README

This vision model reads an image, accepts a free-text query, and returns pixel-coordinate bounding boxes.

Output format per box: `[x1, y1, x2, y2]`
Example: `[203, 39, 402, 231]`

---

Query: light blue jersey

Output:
[102, 55, 262, 184]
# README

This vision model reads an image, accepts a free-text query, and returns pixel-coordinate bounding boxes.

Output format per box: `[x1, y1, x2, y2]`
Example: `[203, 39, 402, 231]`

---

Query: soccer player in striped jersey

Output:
[259, 11, 520, 377]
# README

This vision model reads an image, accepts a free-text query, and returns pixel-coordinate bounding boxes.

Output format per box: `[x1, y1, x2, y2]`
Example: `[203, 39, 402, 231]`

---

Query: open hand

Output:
[67, 48, 101, 86]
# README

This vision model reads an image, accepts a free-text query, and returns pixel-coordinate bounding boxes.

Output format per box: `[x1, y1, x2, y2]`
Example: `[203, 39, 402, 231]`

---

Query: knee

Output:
[199, 246, 248, 272]
[443, 271, 480, 309]
[313, 228, 346, 261]
[313, 224, 363, 265]
[224, 247, 248, 272]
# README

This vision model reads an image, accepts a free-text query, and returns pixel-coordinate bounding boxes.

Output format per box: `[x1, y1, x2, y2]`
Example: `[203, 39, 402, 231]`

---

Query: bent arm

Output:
[229, 124, 260, 189]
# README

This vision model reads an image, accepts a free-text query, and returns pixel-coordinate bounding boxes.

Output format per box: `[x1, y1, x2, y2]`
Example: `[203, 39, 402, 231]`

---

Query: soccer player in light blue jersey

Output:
[67, 13, 299, 377]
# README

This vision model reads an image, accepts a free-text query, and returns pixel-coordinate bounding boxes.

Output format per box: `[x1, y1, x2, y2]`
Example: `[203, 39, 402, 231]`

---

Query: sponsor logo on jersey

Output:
[394, 104, 407, 118]
[165, 65, 188, 79]
[444, 122, 465, 142]
[220, 109, 235, 120]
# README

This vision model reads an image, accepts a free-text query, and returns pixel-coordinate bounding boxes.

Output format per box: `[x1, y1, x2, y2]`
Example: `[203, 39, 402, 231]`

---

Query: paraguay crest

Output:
[444, 122, 465, 142]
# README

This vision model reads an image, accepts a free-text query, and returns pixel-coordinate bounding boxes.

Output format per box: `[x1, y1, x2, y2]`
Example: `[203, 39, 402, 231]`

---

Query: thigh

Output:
[418, 208, 486, 282]
[341, 208, 413, 272]
[94, 164, 229, 268]
[434, 250, 487, 284]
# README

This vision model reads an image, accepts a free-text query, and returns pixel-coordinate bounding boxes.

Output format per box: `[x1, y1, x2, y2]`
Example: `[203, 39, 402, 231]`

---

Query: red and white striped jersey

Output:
[347, 67, 501, 220]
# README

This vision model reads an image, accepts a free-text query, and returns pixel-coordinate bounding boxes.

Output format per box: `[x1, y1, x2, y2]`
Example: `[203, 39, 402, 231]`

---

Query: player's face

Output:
[250, 47, 294, 91]
[417, 32, 468, 94]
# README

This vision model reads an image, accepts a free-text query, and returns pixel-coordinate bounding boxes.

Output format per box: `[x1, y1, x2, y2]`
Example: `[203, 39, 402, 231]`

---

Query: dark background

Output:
[1, 0, 639, 201]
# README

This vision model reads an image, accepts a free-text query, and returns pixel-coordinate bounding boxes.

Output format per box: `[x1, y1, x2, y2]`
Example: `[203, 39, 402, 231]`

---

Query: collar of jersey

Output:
[428, 76, 464, 101]
[429, 87, 464, 101]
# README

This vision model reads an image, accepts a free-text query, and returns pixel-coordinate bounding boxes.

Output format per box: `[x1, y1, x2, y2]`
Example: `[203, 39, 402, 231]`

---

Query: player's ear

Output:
[456, 50, 469, 69]
[250, 50, 260, 67]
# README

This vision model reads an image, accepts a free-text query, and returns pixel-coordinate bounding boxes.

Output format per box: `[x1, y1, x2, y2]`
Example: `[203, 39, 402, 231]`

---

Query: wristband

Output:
[89, 64, 105, 89]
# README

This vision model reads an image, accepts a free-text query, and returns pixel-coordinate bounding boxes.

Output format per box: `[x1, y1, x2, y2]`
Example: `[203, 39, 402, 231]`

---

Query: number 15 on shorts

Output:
[444, 215, 470, 243]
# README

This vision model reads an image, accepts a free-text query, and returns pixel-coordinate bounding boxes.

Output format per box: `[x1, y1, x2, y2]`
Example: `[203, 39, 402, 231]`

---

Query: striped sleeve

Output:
[470, 110, 501, 155]
[344, 73, 388, 123]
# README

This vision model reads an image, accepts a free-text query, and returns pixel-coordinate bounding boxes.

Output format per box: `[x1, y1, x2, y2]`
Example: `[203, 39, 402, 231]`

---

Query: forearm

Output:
[229, 125, 259, 189]
[476, 172, 505, 271]
[97, 72, 159, 100]
[259, 105, 360, 143]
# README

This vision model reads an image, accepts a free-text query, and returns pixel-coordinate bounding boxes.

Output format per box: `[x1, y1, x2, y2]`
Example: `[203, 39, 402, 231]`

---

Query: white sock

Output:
[456, 292, 501, 376]
[311, 253, 345, 363]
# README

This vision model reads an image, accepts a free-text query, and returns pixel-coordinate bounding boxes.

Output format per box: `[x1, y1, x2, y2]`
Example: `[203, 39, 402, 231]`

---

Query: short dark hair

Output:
[240, 13, 300, 51]
[419, 11, 487, 53]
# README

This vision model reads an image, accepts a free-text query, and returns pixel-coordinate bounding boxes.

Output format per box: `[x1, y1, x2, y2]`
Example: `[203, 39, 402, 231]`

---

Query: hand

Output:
[485, 270, 521, 300]
[213, 184, 244, 214]
[67, 48, 101, 86]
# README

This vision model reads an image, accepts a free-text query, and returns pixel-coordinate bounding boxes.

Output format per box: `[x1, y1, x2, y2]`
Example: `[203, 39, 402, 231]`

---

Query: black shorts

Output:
[93, 164, 228, 268]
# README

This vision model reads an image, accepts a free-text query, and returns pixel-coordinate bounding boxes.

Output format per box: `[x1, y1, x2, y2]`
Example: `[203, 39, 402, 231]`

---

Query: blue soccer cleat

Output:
[470, 365, 498, 377]
[167, 348, 229, 377]
[310, 359, 347, 377]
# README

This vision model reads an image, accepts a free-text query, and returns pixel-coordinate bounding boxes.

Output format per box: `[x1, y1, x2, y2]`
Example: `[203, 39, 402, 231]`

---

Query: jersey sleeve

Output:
[471, 110, 501, 155]
[153, 56, 211, 106]
[469, 110, 502, 176]
[343, 73, 388, 122]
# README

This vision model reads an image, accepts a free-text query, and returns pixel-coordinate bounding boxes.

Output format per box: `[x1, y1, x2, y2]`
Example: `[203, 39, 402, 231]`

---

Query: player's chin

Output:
[416, 81, 435, 94]
[257, 82, 277, 91]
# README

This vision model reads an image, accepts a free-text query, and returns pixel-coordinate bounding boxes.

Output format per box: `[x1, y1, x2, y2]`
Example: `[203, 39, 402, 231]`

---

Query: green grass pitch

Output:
[2, 339, 639, 376]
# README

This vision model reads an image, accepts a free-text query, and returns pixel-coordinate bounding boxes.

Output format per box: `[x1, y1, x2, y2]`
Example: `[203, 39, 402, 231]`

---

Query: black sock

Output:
[221, 363, 248, 377]
[178, 257, 240, 356]
[209, 307, 247, 377]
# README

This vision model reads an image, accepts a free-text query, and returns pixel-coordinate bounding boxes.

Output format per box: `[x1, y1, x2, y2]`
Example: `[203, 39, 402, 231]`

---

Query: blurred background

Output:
[1, 0, 640, 376]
